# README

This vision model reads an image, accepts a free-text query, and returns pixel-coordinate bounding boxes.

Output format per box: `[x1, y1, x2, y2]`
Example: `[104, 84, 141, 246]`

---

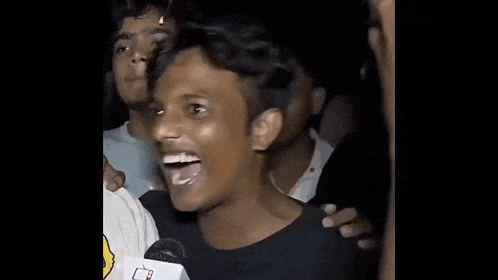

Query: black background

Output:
[2, 0, 496, 278]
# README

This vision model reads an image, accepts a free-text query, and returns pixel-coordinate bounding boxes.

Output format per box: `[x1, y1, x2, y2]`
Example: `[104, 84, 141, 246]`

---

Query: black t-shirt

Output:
[140, 191, 378, 280]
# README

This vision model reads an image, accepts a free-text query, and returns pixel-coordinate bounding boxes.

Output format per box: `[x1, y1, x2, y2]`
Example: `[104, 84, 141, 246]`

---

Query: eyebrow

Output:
[182, 92, 211, 100]
[115, 26, 173, 41]
[152, 91, 211, 105]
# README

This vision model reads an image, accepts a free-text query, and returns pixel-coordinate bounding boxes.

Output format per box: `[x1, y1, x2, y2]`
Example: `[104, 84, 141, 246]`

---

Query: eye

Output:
[147, 103, 165, 116]
[152, 40, 172, 54]
[115, 45, 130, 54]
[187, 103, 208, 118]
[152, 39, 166, 47]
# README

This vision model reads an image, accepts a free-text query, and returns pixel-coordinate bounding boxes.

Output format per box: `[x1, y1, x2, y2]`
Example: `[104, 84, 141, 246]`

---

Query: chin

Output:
[119, 89, 148, 104]
[170, 195, 202, 213]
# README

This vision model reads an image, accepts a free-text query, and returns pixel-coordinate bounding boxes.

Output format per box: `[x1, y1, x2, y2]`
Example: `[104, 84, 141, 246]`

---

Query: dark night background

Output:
[2, 0, 496, 277]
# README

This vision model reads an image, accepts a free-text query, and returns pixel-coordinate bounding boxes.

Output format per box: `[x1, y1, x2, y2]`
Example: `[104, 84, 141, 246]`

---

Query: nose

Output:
[129, 52, 148, 65]
[152, 111, 184, 143]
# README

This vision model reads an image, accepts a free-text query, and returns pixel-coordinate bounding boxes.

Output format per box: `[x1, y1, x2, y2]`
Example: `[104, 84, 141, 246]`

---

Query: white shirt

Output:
[103, 186, 159, 280]
[104, 122, 163, 198]
[272, 129, 334, 203]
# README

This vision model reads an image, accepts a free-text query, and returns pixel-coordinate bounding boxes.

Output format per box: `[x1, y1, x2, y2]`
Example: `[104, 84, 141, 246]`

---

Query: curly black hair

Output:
[150, 14, 304, 121]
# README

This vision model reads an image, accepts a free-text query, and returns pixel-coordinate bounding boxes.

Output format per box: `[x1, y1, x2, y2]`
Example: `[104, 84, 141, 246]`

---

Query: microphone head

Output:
[144, 238, 187, 264]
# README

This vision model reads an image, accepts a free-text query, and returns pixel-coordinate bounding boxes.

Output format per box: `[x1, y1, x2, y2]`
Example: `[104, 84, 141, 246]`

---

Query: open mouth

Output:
[162, 153, 202, 186]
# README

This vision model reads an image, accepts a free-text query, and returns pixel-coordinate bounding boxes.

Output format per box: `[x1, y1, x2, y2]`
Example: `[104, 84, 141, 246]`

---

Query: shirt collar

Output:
[286, 129, 334, 202]
[308, 128, 334, 173]
[119, 121, 142, 144]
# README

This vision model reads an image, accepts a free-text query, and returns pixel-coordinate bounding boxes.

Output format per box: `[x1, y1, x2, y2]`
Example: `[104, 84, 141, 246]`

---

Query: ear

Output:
[251, 108, 283, 151]
[311, 87, 327, 115]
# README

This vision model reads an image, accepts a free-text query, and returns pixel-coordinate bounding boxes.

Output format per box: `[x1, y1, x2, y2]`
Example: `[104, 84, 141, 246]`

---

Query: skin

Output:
[367, 0, 395, 278]
[103, 155, 126, 191]
[112, 6, 175, 141]
[149, 47, 303, 250]
[368, 0, 395, 160]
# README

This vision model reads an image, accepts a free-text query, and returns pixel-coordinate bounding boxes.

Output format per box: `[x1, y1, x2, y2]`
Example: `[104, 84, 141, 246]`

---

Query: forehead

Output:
[117, 8, 174, 38]
[154, 48, 244, 100]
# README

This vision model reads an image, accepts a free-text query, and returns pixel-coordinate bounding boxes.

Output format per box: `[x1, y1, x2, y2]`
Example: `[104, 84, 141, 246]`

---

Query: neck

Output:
[127, 109, 149, 141]
[197, 161, 302, 250]
[268, 131, 316, 195]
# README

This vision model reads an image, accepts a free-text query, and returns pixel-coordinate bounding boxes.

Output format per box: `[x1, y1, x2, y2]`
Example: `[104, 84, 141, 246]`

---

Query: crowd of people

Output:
[103, 0, 394, 279]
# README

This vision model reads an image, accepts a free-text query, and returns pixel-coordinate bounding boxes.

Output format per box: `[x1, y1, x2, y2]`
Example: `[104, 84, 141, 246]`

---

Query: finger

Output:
[104, 175, 124, 192]
[320, 204, 337, 215]
[321, 205, 338, 227]
[104, 180, 119, 191]
[322, 207, 358, 228]
[358, 237, 378, 251]
[339, 217, 373, 238]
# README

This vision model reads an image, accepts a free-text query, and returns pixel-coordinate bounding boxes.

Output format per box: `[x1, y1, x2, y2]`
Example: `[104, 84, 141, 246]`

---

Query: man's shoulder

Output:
[103, 187, 145, 217]
[296, 204, 363, 258]
[294, 204, 341, 241]
[266, 203, 350, 254]
[103, 124, 126, 143]
[242, 203, 364, 279]
[103, 123, 144, 156]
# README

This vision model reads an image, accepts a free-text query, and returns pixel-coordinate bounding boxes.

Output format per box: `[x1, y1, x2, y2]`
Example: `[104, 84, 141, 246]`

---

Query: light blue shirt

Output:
[104, 122, 164, 198]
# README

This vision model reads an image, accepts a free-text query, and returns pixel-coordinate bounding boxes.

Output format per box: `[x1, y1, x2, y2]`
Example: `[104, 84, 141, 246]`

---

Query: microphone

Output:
[122, 238, 190, 280]
[144, 238, 187, 264]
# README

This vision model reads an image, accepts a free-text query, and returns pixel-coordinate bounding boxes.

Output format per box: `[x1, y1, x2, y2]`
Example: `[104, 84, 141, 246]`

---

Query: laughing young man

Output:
[142, 15, 378, 279]
[104, 0, 377, 244]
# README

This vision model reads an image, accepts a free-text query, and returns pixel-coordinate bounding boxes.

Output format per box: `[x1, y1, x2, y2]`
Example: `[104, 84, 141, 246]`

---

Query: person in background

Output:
[365, 0, 395, 278]
[103, 155, 159, 280]
[244, 0, 390, 250]
[103, 0, 175, 198]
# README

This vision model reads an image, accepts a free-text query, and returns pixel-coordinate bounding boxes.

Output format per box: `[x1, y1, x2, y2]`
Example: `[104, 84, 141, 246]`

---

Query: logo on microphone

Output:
[132, 265, 154, 280]
[103, 234, 115, 279]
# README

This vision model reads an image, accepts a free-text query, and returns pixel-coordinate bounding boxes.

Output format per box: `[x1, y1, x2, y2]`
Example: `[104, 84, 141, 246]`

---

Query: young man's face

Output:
[278, 69, 314, 142]
[149, 47, 256, 212]
[112, 6, 175, 109]
[272, 68, 325, 146]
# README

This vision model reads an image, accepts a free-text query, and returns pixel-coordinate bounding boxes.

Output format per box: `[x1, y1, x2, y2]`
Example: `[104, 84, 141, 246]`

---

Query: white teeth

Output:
[171, 173, 192, 185]
[163, 153, 200, 164]
[163, 155, 180, 164]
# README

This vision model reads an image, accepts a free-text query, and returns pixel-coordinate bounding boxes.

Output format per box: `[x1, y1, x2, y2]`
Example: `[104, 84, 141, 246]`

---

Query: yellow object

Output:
[103, 235, 115, 279]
